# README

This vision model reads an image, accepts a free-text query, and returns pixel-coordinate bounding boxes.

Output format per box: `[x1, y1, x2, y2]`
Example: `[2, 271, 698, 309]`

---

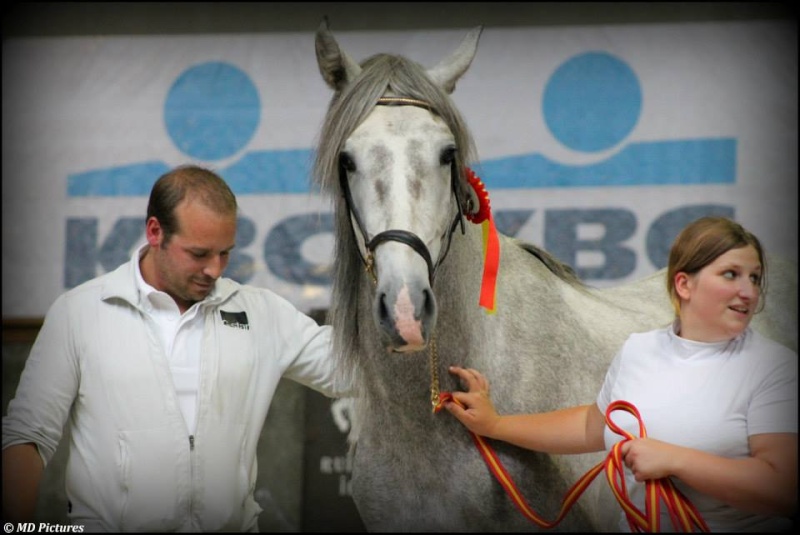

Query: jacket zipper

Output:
[188, 434, 196, 527]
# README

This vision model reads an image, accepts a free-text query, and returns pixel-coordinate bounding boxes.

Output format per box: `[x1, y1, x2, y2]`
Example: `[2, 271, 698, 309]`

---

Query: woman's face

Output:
[674, 245, 762, 343]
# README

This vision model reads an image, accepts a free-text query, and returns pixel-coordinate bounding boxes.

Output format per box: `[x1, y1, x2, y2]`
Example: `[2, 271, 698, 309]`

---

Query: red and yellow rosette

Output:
[465, 167, 499, 314]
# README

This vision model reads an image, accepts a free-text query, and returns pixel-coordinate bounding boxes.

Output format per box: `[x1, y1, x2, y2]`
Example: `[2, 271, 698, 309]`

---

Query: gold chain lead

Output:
[429, 333, 439, 411]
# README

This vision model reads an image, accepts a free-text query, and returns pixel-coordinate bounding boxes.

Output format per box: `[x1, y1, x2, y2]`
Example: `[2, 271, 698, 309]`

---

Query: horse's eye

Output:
[339, 152, 356, 173]
[440, 147, 457, 166]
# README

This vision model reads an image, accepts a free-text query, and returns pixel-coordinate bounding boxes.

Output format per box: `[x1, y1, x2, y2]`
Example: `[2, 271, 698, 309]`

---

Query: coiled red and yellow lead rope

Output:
[435, 396, 710, 532]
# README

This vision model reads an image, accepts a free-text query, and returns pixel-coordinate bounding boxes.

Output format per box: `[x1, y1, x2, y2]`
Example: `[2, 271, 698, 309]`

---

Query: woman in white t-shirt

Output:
[444, 216, 797, 532]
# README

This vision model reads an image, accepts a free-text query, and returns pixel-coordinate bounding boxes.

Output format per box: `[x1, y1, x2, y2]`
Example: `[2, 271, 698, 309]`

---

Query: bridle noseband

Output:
[338, 96, 466, 285]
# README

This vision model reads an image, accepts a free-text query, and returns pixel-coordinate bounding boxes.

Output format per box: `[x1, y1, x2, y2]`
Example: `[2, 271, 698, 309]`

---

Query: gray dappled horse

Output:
[312, 20, 798, 532]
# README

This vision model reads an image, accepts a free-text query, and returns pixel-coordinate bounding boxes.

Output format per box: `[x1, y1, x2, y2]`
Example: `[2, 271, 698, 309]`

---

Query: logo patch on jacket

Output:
[220, 310, 249, 330]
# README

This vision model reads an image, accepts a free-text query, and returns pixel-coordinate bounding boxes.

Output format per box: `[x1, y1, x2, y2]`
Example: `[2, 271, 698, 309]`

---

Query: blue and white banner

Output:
[2, 21, 797, 318]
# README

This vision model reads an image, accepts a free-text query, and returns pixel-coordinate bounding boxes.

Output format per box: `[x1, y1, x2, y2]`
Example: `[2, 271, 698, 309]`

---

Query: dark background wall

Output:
[2, 2, 794, 532]
[3, 1, 794, 38]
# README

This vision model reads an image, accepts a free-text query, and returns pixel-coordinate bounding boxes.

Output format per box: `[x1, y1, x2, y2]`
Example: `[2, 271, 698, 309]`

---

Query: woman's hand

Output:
[444, 365, 501, 437]
[621, 437, 679, 481]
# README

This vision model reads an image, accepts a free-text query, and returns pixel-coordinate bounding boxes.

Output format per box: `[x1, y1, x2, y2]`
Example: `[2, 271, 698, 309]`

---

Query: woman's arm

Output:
[444, 366, 606, 454]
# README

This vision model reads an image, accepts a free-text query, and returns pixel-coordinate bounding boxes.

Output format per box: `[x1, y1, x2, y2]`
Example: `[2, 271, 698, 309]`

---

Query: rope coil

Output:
[435, 395, 709, 532]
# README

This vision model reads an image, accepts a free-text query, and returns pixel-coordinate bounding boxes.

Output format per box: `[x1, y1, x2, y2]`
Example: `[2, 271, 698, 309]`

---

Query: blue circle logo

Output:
[543, 52, 641, 153]
[164, 61, 261, 161]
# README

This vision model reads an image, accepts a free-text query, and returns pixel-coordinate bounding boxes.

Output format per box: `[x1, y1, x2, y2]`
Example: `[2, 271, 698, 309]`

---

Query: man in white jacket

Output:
[3, 164, 348, 531]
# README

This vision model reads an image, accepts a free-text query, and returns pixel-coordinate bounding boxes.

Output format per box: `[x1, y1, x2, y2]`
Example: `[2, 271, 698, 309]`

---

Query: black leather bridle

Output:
[338, 96, 466, 285]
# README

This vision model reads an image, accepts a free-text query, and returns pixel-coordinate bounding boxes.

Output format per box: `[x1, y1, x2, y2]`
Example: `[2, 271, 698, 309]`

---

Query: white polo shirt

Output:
[134, 245, 203, 435]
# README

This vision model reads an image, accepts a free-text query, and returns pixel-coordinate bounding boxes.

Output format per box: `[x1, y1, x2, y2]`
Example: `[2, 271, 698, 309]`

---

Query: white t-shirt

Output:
[597, 321, 797, 532]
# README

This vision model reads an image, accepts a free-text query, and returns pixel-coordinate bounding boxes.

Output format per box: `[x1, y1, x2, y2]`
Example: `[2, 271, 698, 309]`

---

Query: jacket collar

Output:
[100, 245, 238, 310]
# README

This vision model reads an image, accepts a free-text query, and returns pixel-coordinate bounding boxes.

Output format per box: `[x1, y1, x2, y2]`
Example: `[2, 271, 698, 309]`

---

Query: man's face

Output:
[147, 199, 237, 311]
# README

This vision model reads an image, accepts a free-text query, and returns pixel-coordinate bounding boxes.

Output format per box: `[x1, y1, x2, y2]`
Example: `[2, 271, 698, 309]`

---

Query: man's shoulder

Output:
[214, 278, 302, 313]
[215, 277, 284, 304]
[56, 260, 133, 305]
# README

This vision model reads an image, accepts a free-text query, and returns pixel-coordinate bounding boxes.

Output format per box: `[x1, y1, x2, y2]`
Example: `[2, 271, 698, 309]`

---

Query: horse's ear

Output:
[315, 17, 362, 91]
[426, 26, 483, 94]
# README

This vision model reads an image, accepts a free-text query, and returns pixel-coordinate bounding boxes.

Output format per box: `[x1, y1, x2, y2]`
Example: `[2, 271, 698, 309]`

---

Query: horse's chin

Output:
[377, 322, 431, 353]
[379, 331, 431, 354]
[388, 342, 428, 354]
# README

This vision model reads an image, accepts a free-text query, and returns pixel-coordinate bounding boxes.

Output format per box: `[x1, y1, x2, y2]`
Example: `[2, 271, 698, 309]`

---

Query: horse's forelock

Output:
[314, 54, 477, 187]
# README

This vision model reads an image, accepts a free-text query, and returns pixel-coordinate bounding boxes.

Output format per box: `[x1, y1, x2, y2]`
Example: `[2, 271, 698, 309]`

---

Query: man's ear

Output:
[145, 216, 163, 247]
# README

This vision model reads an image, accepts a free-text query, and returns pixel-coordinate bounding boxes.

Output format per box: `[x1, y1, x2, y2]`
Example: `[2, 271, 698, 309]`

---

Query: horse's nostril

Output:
[423, 288, 435, 317]
[377, 292, 390, 326]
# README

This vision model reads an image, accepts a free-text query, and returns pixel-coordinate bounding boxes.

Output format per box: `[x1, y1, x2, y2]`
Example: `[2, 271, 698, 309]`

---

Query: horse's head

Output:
[314, 20, 483, 352]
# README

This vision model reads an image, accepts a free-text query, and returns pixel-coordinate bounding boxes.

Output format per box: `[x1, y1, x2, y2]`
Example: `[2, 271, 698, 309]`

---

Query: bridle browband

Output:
[338, 96, 466, 285]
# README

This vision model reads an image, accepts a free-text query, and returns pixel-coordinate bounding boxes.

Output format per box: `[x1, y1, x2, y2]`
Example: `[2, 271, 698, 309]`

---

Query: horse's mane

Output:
[312, 53, 481, 401]
[513, 238, 585, 288]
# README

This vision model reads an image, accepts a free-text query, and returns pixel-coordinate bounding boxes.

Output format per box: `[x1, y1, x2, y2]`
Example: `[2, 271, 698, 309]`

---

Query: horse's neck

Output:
[436, 224, 565, 302]
[433, 222, 488, 304]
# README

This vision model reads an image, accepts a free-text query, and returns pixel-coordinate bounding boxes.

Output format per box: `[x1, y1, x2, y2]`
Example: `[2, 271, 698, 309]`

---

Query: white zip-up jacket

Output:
[3, 255, 346, 532]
